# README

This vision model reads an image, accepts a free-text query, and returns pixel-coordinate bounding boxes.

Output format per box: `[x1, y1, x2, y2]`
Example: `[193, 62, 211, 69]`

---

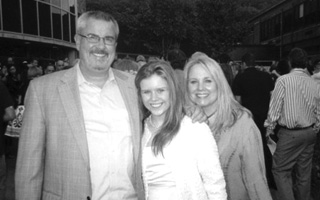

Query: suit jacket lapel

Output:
[58, 67, 90, 168]
[113, 70, 141, 163]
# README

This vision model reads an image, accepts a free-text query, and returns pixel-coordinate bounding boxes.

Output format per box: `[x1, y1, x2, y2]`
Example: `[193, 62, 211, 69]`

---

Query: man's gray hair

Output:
[76, 11, 119, 40]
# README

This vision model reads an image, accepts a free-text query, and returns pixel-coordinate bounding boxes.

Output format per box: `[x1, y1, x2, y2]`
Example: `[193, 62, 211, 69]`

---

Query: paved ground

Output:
[4, 157, 15, 200]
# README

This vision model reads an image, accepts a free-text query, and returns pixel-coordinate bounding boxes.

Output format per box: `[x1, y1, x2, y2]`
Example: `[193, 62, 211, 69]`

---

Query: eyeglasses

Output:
[78, 33, 116, 45]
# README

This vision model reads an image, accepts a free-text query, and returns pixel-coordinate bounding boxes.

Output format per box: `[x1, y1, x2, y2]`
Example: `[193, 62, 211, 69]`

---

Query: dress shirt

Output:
[265, 68, 320, 132]
[77, 66, 136, 200]
[312, 72, 320, 85]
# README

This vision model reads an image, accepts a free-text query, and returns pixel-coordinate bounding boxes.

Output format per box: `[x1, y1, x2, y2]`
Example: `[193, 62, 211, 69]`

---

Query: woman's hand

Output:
[185, 105, 207, 123]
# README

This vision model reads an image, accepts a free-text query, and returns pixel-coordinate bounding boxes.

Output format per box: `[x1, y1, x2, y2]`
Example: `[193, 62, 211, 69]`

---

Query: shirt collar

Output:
[290, 68, 310, 76]
[77, 63, 115, 87]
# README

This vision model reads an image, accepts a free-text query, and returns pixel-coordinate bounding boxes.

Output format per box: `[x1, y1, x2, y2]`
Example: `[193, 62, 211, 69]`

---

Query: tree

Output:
[86, 0, 282, 56]
[135, 0, 195, 57]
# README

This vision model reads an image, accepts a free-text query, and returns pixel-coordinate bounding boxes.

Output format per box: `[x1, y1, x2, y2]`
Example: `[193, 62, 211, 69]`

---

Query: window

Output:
[69, 0, 76, 14]
[260, 21, 268, 41]
[22, 0, 38, 35]
[62, 0, 69, 11]
[274, 14, 281, 37]
[294, 4, 304, 29]
[52, 7, 62, 39]
[283, 9, 293, 33]
[39, 3, 51, 37]
[305, 0, 318, 26]
[62, 11, 70, 42]
[2, 0, 21, 32]
[260, 15, 280, 42]
[299, 4, 304, 18]
[0, 5, 2, 30]
[52, 0, 61, 7]
[70, 14, 76, 43]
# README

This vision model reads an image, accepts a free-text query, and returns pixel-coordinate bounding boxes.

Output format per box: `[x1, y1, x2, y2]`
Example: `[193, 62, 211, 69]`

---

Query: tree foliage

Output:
[87, 0, 282, 57]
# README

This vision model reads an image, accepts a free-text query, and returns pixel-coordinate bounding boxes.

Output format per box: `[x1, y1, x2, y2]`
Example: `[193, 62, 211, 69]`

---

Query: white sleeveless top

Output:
[143, 121, 179, 200]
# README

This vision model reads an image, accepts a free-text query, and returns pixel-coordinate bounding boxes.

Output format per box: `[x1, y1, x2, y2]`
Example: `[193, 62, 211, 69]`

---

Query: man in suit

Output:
[15, 11, 144, 200]
[232, 52, 276, 189]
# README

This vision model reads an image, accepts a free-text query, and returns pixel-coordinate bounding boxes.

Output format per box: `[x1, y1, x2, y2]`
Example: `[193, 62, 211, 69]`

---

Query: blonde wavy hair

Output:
[184, 53, 250, 133]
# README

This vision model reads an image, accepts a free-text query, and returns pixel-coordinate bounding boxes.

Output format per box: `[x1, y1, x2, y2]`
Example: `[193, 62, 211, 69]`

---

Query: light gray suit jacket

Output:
[15, 66, 144, 200]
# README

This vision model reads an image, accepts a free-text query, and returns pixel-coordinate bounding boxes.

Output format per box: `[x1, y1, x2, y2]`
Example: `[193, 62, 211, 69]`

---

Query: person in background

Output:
[217, 53, 234, 87]
[0, 65, 8, 83]
[270, 59, 291, 83]
[19, 63, 42, 106]
[136, 55, 147, 69]
[232, 52, 275, 189]
[312, 58, 320, 84]
[63, 61, 70, 69]
[184, 53, 273, 200]
[135, 60, 227, 200]
[6, 65, 22, 108]
[2, 57, 16, 83]
[0, 62, 2, 80]
[147, 56, 160, 63]
[167, 48, 186, 71]
[167, 48, 187, 93]
[31, 59, 43, 75]
[44, 64, 56, 75]
[55, 59, 65, 71]
[19, 61, 29, 83]
[113, 58, 140, 75]
[265, 48, 320, 200]
[5, 64, 22, 159]
[229, 61, 241, 78]
[6, 57, 14, 66]
[306, 58, 314, 75]
[0, 81, 16, 199]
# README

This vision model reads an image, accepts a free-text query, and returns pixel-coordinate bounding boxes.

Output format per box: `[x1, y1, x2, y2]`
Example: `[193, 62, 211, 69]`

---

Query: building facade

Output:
[245, 0, 320, 60]
[0, 0, 86, 65]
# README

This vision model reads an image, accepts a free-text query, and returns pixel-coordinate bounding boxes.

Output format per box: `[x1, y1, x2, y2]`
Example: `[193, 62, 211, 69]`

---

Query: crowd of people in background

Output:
[0, 57, 71, 107]
[0, 10, 320, 200]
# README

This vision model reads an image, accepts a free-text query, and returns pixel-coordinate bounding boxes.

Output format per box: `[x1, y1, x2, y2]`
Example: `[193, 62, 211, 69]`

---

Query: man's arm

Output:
[313, 85, 320, 132]
[15, 81, 46, 200]
[3, 106, 15, 122]
[264, 80, 284, 137]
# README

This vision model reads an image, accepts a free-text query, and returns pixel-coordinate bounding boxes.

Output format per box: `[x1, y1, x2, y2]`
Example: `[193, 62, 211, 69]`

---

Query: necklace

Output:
[206, 111, 215, 120]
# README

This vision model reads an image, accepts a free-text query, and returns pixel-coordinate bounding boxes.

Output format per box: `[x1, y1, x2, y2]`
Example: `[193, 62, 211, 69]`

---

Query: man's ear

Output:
[288, 61, 292, 68]
[74, 35, 80, 51]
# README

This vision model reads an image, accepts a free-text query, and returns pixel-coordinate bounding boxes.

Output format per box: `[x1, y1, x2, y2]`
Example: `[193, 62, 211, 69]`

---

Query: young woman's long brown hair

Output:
[135, 61, 185, 156]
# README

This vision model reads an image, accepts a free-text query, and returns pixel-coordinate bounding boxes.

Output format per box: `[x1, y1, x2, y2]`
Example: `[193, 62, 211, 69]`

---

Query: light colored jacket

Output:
[15, 66, 144, 200]
[216, 113, 272, 200]
[142, 116, 227, 200]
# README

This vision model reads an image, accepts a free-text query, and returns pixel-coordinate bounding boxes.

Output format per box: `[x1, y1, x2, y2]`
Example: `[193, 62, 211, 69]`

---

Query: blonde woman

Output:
[184, 53, 272, 200]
